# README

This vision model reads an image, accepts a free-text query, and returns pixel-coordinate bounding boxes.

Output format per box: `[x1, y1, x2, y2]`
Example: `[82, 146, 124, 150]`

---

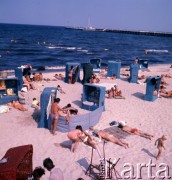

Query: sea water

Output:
[0, 23, 172, 70]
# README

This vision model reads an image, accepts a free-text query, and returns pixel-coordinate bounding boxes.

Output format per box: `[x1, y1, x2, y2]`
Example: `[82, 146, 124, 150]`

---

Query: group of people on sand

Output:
[67, 121, 167, 160]
[113, 121, 167, 160]
[30, 72, 43, 82]
[50, 94, 78, 135]
[106, 85, 124, 99]
[89, 73, 100, 83]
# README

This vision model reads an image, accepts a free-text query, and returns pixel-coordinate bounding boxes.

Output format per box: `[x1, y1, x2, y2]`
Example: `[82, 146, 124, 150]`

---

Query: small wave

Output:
[77, 49, 88, 53]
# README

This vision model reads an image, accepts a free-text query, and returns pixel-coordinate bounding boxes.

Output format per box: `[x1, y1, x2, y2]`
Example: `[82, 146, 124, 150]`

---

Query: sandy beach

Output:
[0, 64, 172, 180]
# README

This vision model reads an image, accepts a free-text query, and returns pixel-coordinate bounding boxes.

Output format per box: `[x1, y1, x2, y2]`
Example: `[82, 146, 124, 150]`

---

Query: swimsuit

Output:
[131, 128, 138, 133]
[83, 136, 88, 143]
[51, 114, 59, 121]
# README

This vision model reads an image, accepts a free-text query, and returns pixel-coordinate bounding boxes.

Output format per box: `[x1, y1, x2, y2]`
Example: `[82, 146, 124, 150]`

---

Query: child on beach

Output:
[31, 98, 40, 110]
[155, 135, 167, 160]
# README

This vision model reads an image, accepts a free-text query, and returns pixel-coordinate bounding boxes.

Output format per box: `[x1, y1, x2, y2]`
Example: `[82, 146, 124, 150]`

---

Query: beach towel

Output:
[0, 106, 10, 114]
[46, 96, 52, 119]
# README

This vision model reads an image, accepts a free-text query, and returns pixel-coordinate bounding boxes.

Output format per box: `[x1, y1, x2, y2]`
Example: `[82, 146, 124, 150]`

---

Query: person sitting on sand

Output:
[106, 89, 113, 99]
[31, 98, 40, 110]
[57, 85, 65, 94]
[43, 158, 64, 180]
[68, 125, 102, 158]
[89, 127, 129, 149]
[155, 135, 167, 160]
[112, 85, 122, 97]
[23, 76, 36, 90]
[8, 100, 28, 111]
[39, 72, 43, 81]
[161, 73, 172, 78]
[50, 95, 71, 135]
[117, 121, 154, 140]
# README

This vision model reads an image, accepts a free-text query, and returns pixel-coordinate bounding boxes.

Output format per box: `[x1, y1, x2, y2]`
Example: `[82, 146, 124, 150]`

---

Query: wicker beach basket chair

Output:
[0, 144, 33, 180]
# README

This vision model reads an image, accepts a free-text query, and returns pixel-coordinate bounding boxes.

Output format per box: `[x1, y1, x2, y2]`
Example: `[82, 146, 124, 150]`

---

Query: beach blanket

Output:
[103, 126, 129, 139]
[0, 106, 10, 114]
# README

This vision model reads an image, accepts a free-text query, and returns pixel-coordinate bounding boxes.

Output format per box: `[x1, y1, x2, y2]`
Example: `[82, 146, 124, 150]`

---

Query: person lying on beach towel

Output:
[67, 125, 102, 158]
[89, 127, 129, 149]
[117, 121, 154, 140]
[7, 100, 28, 111]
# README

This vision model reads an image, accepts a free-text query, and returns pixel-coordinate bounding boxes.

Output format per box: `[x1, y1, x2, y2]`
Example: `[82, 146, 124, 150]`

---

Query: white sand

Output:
[0, 64, 172, 179]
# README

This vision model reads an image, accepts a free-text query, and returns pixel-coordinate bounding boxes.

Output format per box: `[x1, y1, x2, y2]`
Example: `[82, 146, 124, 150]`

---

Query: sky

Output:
[0, 0, 172, 33]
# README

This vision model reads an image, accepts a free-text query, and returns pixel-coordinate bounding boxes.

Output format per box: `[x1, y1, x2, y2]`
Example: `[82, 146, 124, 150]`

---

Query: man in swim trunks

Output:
[50, 96, 70, 135]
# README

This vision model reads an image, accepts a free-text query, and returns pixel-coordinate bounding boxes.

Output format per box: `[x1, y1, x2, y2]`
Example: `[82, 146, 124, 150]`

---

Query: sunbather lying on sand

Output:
[68, 125, 102, 158]
[8, 100, 28, 111]
[89, 127, 129, 149]
[117, 121, 154, 140]
[54, 74, 64, 80]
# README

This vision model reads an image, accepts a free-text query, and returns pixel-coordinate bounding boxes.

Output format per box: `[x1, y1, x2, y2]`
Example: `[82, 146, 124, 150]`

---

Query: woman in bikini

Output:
[68, 125, 102, 157]
[89, 127, 129, 149]
[118, 121, 154, 140]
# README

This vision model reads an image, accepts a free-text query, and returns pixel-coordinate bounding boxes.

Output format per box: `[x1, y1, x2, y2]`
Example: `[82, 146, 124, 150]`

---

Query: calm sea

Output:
[0, 23, 172, 70]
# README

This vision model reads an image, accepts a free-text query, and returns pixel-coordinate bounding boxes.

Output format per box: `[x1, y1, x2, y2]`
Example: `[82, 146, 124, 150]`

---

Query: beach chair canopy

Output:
[82, 83, 106, 111]
[90, 58, 101, 72]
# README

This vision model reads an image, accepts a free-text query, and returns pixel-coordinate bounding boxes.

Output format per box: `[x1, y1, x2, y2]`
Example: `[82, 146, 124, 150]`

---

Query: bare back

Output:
[51, 102, 61, 115]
